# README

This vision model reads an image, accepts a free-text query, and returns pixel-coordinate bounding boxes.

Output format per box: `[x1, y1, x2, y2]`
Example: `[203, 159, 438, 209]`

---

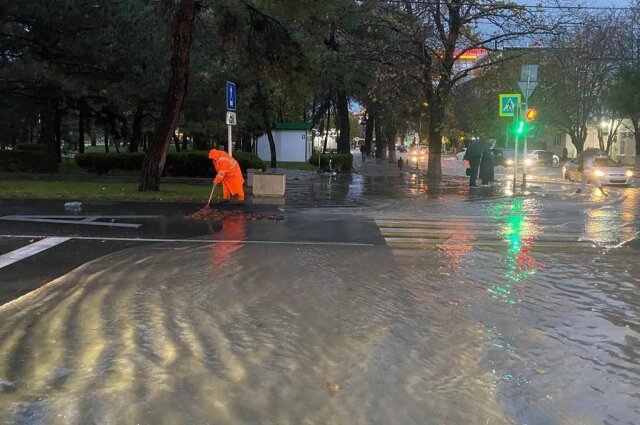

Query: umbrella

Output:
[465, 139, 491, 158]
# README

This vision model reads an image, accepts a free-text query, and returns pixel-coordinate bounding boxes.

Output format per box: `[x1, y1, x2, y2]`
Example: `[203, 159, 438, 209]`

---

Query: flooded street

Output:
[1, 164, 639, 424]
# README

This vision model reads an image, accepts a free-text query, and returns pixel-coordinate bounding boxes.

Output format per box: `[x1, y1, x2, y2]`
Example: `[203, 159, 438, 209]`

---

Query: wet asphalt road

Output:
[0, 155, 639, 424]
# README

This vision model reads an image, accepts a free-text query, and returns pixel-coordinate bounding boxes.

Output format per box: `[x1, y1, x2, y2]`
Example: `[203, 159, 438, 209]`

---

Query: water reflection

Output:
[486, 199, 542, 304]
[211, 217, 246, 267]
[582, 189, 639, 246]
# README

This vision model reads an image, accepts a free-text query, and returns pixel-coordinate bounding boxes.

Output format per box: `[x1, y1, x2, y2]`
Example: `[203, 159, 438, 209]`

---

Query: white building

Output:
[545, 119, 636, 165]
[256, 122, 313, 163]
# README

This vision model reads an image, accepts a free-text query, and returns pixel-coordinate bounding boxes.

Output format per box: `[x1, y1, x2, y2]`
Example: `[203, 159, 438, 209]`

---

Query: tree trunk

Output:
[374, 112, 383, 159]
[597, 127, 605, 151]
[569, 132, 585, 154]
[130, 102, 144, 152]
[364, 111, 374, 154]
[54, 107, 62, 162]
[104, 120, 110, 153]
[336, 90, 350, 154]
[256, 81, 277, 167]
[386, 125, 396, 163]
[139, 0, 196, 191]
[110, 113, 120, 154]
[323, 107, 331, 154]
[632, 118, 640, 170]
[426, 101, 444, 179]
[87, 113, 96, 147]
[78, 99, 86, 154]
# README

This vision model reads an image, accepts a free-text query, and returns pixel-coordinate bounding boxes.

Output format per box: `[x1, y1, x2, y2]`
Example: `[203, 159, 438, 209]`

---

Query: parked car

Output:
[455, 148, 466, 161]
[493, 149, 534, 168]
[563, 156, 634, 186]
[527, 150, 559, 166]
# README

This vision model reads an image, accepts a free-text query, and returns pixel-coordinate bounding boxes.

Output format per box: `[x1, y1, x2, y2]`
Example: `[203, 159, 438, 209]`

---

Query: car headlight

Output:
[626, 170, 634, 177]
[594, 169, 605, 177]
[506, 159, 514, 166]
[524, 158, 533, 166]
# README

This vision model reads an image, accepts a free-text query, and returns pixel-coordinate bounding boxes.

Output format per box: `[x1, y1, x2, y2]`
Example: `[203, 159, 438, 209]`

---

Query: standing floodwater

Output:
[1, 169, 639, 424]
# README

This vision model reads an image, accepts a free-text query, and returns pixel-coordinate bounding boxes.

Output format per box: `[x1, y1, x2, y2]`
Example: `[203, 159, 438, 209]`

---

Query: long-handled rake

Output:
[200, 182, 218, 212]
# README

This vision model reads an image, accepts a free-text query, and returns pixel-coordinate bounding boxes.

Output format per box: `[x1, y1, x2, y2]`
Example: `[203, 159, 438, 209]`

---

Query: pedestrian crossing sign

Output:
[499, 94, 521, 117]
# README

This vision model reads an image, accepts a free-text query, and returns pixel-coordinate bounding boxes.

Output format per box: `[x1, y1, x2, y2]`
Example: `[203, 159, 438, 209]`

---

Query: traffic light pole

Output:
[513, 106, 519, 192]
[522, 102, 528, 188]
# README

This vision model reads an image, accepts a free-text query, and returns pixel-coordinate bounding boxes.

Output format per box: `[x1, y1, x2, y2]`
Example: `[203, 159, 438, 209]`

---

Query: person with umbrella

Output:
[479, 142, 495, 186]
[463, 139, 488, 188]
[575, 149, 607, 196]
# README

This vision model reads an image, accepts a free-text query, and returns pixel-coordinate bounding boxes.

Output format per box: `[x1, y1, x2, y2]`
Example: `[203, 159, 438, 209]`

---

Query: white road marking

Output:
[0, 234, 375, 247]
[0, 215, 158, 228]
[0, 237, 71, 269]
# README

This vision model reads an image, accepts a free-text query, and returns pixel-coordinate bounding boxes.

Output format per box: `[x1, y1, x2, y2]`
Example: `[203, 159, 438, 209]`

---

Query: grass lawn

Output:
[275, 161, 316, 171]
[0, 180, 220, 202]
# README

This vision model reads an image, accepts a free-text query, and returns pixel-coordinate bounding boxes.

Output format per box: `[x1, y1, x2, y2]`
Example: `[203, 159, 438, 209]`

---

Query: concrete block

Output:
[246, 168, 263, 188]
[253, 174, 286, 197]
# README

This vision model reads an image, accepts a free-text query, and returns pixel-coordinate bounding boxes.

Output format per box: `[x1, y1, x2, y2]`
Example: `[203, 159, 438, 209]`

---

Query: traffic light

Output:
[525, 108, 538, 122]
[516, 120, 525, 135]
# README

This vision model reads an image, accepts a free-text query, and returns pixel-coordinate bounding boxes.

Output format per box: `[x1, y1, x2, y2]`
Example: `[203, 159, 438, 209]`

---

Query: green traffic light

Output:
[517, 121, 525, 135]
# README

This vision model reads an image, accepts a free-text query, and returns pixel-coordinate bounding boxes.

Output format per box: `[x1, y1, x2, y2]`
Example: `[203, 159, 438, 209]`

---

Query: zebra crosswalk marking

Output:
[375, 218, 593, 253]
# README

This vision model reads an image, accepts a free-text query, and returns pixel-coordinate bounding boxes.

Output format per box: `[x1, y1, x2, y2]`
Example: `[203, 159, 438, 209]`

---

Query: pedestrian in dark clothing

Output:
[360, 145, 366, 162]
[562, 147, 568, 161]
[463, 140, 484, 188]
[479, 149, 494, 185]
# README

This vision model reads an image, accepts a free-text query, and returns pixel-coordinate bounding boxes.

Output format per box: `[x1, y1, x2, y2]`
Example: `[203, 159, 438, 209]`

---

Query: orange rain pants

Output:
[208, 149, 245, 200]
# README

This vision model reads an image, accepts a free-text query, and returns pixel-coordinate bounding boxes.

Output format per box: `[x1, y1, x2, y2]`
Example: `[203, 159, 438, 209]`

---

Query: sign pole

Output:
[518, 65, 538, 188]
[225, 81, 237, 156]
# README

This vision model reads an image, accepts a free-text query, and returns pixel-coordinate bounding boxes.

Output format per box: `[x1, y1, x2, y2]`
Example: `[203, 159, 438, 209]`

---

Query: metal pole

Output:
[522, 102, 528, 187]
[513, 106, 519, 192]
[513, 133, 518, 191]
[227, 124, 232, 155]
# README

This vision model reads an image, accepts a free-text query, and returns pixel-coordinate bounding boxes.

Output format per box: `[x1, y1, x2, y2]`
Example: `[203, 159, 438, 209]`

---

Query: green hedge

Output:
[74, 151, 265, 176]
[0, 150, 58, 173]
[14, 143, 48, 153]
[234, 151, 267, 172]
[308, 153, 353, 173]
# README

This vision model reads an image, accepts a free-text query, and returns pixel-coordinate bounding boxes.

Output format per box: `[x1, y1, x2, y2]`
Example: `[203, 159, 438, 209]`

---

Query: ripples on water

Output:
[1, 190, 639, 424]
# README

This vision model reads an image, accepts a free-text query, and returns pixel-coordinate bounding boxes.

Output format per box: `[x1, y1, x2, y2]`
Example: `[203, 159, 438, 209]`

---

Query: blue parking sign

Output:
[226, 81, 236, 111]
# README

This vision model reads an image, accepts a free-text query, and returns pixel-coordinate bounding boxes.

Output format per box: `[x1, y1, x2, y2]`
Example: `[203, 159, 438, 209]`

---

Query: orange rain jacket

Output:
[208, 149, 245, 200]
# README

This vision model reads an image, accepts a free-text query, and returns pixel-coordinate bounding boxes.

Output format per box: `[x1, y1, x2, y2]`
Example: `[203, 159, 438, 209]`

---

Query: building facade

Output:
[544, 119, 637, 165]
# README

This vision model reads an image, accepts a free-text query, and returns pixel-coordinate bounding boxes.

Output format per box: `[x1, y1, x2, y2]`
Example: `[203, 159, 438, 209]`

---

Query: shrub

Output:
[14, 143, 48, 153]
[165, 152, 213, 177]
[75, 152, 144, 174]
[308, 153, 353, 173]
[233, 151, 266, 172]
[0, 150, 58, 173]
[73, 150, 265, 177]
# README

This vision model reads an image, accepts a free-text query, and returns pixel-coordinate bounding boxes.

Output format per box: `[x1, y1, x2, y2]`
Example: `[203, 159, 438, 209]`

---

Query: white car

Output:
[563, 156, 634, 186]
[527, 150, 559, 166]
[455, 148, 466, 161]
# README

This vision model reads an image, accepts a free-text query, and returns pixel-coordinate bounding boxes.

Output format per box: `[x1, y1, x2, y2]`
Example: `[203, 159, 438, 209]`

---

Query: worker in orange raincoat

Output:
[208, 149, 245, 201]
